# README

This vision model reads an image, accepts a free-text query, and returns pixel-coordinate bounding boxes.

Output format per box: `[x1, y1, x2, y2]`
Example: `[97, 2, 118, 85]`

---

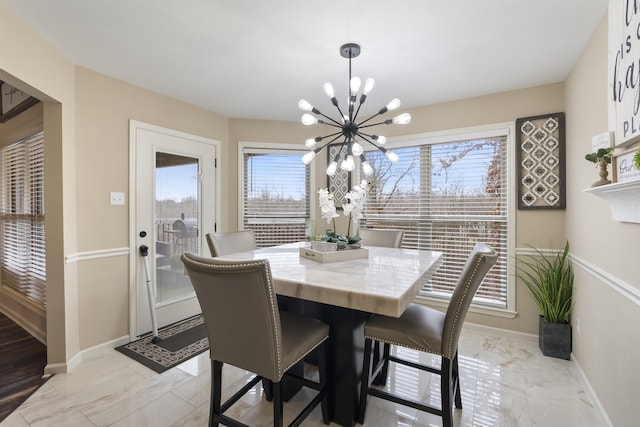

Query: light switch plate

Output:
[110, 192, 125, 205]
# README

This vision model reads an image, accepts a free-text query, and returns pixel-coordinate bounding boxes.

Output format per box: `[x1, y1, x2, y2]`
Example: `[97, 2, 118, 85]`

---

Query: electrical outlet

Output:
[110, 192, 125, 206]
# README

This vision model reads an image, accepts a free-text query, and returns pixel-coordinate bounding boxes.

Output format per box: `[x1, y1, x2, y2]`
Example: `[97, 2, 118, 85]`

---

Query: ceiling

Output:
[2, 0, 608, 123]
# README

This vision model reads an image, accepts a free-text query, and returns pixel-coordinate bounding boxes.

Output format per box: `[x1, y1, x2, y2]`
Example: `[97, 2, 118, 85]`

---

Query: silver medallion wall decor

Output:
[327, 143, 351, 209]
[516, 112, 566, 210]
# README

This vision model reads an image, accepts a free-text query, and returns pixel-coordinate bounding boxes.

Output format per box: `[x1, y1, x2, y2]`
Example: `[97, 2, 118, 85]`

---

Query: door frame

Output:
[128, 120, 221, 340]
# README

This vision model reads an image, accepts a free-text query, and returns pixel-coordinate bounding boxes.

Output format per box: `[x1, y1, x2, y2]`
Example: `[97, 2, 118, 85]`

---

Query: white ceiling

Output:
[2, 0, 608, 123]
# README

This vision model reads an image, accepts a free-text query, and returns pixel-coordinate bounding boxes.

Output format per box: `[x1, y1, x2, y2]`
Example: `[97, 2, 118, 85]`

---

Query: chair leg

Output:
[371, 341, 382, 385]
[263, 378, 273, 401]
[273, 380, 283, 427]
[441, 357, 454, 427]
[211, 360, 222, 427]
[357, 338, 374, 424]
[379, 342, 391, 385]
[317, 343, 330, 425]
[453, 352, 462, 409]
[372, 341, 390, 386]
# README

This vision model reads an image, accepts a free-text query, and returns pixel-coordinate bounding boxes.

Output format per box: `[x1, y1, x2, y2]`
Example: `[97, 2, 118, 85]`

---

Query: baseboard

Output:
[571, 354, 614, 426]
[44, 335, 130, 375]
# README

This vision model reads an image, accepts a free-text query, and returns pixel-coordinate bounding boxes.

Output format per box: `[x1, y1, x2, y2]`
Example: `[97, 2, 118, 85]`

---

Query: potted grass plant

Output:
[515, 241, 574, 359]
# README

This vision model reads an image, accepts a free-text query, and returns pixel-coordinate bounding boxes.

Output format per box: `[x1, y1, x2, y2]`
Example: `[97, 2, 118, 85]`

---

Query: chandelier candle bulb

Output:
[373, 135, 386, 144]
[302, 149, 319, 165]
[301, 113, 318, 125]
[361, 157, 374, 176]
[386, 98, 401, 111]
[350, 77, 361, 96]
[326, 160, 338, 176]
[392, 113, 411, 124]
[385, 151, 399, 163]
[363, 78, 375, 95]
[341, 155, 355, 171]
[323, 82, 335, 99]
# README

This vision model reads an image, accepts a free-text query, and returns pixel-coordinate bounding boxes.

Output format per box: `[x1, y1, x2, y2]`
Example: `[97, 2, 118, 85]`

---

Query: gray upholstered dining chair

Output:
[358, 228, 404, 248]
[206, 230, 256, 257]
[357, 242, 497, 427]
[181, 252, 330, 427]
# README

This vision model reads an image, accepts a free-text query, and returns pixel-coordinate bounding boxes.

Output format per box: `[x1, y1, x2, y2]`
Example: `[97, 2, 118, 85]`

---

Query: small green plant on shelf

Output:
[584, 147, 613, 164]
[585, 147, 614, 187]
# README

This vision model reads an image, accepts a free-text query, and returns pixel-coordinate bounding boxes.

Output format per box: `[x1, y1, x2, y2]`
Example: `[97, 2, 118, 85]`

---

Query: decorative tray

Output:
[299, 246, 369, 263]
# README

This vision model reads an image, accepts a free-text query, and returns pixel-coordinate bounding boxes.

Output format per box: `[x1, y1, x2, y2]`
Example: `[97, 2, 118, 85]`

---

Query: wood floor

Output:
[0, 311, 48, 423]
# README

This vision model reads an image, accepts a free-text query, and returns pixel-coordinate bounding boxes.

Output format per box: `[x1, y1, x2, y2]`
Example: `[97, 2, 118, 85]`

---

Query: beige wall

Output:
[565, 13, 640, 427]
[74, 68, 229, 349]
[0, 2, 78, 370]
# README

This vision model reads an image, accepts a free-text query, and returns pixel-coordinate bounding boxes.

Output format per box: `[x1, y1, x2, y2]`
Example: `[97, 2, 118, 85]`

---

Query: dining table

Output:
[215, 241, 443, 427]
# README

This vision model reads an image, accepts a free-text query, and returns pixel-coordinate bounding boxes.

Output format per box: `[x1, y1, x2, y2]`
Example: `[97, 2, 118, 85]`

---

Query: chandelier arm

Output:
[315, 130, 344, 141]
[333, 103, 347, 122]
[356, 112, 383, 127]
[357, 133, 394, 160]
[319, 121, 345, 130]
[358, 119, 392, 129]
[357, 132, 381, 145]
[315, 110, 343, 126]
[356, 133, 382, 151]
[352, 102, 365, 124]
[317, 134, 346, 152]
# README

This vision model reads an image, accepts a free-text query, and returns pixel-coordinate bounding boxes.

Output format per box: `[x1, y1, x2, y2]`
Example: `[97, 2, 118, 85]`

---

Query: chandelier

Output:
[299, 43, 411, 176]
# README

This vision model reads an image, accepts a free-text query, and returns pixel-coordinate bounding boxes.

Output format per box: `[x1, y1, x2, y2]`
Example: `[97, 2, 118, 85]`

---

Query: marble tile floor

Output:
[1, 326, 609, 427]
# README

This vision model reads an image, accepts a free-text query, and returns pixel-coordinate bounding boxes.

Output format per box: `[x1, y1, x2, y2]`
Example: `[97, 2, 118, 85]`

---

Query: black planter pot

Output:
[538, 315, 572, 360]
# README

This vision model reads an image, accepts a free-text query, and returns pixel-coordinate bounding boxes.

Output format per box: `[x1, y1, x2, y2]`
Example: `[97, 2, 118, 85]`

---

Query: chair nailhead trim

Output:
[363, 336, 441, 357]
[445, 254, 485, 358]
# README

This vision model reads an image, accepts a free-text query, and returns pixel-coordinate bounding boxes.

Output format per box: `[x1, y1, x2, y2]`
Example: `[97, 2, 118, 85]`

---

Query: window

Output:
[361, 125, 512, 310]
[241, 144, 311, 247]
[0, 132, 46, 309]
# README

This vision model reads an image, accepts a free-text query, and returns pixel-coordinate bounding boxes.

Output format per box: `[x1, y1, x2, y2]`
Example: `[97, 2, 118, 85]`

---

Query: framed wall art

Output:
[0, 81, 39, 123]
[515, 112, 566, 210]
[608, 0, 640, 147]
[327, 143, 351, 209]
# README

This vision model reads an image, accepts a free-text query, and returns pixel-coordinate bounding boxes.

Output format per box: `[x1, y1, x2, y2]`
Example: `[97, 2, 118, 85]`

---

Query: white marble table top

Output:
[215, 242, 443, 317]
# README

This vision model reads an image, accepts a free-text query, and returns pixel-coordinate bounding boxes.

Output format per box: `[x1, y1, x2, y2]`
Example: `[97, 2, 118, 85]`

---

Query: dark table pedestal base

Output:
[303, 300, 369, 427]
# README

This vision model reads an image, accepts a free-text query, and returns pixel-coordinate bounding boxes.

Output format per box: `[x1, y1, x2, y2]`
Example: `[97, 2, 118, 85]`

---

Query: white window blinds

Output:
[0, 132, 46, 309]
[362, 134, 509, 308]
[242, 148, 310, 247]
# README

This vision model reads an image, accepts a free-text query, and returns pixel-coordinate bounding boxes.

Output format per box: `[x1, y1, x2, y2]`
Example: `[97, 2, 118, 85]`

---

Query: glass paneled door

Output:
[131, 121, 217, 338]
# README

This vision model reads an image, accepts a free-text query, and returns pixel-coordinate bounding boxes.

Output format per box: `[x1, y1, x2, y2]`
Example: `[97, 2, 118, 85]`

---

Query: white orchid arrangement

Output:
[318, 180, 368, 249]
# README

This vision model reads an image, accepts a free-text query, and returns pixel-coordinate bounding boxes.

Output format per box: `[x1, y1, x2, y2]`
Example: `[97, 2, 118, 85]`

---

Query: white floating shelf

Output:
[584, 180, 640, 223]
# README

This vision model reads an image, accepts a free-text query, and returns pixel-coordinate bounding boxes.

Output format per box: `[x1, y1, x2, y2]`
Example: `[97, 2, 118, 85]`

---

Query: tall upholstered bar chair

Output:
[206, 230, 256, 257]
[358, 228, 405, 371]
[358, 228, 404, 248]
[181, 253, 330, 427]
[357, 242, 497, 427]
